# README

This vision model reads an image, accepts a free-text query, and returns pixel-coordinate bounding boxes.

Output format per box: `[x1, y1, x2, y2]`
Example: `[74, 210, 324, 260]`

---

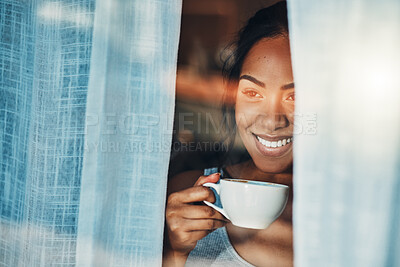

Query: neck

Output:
[226, 160, 293, 186]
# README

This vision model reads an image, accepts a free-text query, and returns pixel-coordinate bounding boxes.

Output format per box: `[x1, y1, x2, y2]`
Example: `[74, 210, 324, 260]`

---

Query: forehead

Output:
[241, 37, 293, 82]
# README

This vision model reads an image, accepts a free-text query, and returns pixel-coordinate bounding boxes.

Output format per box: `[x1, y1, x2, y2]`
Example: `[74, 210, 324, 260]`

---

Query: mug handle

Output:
[202, 183, 231, 220]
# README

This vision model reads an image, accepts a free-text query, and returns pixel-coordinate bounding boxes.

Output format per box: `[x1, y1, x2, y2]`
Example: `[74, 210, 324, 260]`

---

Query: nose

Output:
[256, 95, 289, 132]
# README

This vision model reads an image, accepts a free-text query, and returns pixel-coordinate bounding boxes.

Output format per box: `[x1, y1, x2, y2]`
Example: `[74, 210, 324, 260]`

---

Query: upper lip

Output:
[253, 133, 292, 142]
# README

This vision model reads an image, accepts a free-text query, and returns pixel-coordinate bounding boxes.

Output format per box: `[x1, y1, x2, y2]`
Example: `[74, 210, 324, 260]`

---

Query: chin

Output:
[252, 155, 293, 174]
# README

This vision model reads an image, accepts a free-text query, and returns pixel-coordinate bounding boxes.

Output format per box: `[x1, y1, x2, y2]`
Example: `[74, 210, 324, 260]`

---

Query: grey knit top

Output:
[185, 168, 254, 267]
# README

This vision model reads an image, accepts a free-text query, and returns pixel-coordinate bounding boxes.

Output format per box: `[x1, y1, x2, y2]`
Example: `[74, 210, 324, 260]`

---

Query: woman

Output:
[164, 2, 294, 266]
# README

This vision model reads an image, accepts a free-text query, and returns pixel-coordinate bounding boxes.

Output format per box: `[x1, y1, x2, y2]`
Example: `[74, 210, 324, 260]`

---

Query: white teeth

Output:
[257, 136, 292, 149]
[257, 136, 271, 147]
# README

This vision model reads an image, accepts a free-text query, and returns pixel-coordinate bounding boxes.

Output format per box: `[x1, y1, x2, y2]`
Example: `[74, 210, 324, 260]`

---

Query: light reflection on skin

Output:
[223, 35, 295, 267]
[164, 33, 295, 267]
[235, 36, 295, 174]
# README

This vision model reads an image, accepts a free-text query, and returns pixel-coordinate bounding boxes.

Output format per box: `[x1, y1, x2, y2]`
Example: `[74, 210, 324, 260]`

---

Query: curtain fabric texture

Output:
[0, 0, 181, 266]
[287, 0, 400, 266]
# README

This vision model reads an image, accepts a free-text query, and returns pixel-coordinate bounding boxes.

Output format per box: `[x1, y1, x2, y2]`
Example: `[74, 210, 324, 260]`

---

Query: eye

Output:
[241, 89, 263, 99]
[286, 94, 295, 101]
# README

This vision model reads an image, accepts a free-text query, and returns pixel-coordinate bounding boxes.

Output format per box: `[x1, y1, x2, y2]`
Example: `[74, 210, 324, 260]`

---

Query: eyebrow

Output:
[239, 75, 265, 88]
[282, 82, 295, 90]
[239, 74, 294, 90]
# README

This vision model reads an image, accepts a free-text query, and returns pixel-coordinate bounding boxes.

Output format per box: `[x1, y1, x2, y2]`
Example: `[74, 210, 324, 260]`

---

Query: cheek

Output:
[235, 99, 259, 129]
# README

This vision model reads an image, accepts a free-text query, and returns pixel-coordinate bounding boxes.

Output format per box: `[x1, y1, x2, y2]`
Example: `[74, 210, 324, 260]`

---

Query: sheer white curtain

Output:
[0, 0, 181, 266]
[287, 0, 400, 266]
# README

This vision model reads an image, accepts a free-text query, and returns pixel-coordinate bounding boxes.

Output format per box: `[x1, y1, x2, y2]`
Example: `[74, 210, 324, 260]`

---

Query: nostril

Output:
[256, 113, 289, 131]
[276, 115, 290, 129]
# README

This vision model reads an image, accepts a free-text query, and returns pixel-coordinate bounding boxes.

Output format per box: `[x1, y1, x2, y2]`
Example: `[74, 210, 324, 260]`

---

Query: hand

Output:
[164, 173, 228, 265]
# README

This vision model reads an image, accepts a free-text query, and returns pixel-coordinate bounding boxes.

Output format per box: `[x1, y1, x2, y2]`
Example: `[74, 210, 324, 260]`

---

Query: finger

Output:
[180, 205, 230, 221]
[194, 173, 221, 186]
[183, 219, 227, 232]
[169, 186, 216, 204]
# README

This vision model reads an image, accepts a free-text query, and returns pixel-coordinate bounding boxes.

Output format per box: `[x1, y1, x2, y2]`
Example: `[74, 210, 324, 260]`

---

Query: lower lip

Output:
[253, 135, 293, 158]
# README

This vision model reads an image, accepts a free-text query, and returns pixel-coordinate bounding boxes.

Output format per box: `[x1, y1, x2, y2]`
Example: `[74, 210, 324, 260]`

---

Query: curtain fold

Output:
[287, 0, 400, 266]
[76, 0, 181, 266]
[0, 0, 181, 266]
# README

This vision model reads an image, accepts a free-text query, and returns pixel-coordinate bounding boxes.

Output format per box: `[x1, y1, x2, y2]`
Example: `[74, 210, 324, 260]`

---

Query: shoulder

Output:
[167, 169, 204, 196]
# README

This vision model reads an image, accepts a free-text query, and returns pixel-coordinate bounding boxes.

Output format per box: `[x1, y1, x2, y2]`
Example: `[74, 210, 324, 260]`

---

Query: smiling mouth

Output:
[252, 133, 293, 157]
[255, 135, 293, 148]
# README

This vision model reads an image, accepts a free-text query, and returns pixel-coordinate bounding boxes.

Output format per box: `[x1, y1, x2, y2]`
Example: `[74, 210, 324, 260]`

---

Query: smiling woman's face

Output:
[235, 36, 294, 173]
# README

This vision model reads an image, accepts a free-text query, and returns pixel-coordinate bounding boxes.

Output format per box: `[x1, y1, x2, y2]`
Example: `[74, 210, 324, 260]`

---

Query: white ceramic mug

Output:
[203, 178, 289, 229]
